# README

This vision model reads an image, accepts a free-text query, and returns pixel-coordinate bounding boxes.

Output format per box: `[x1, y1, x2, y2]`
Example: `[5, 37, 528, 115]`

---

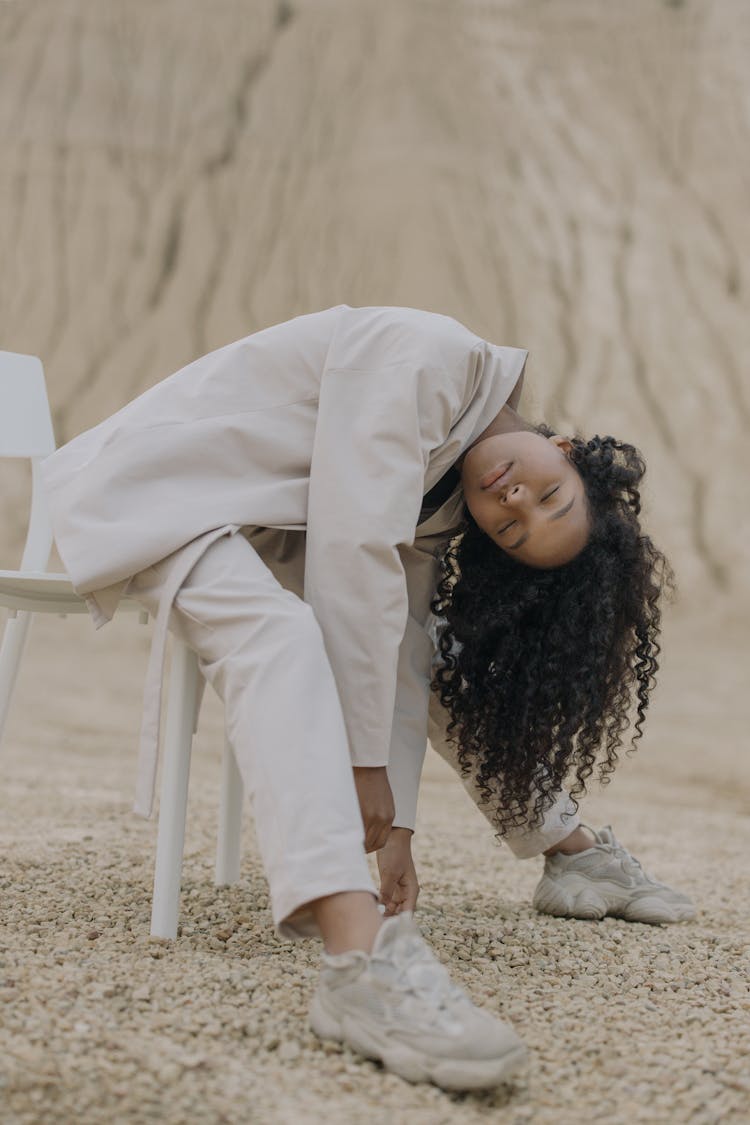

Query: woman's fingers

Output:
[385, 873, 419, 915]
[401, 876, 419, 913]
[379, 868, 398, 909]
[379, 861, 419, 914]
[385, 880, 404, 916]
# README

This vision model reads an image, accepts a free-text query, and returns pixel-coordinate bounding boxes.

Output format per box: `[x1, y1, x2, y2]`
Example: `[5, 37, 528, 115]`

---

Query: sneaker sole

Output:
[309, 994, 528, 1091]
[533, 875, 696, 925]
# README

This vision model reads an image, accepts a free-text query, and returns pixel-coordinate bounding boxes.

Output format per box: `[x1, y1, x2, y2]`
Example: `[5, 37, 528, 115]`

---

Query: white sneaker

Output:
[309, 912, 527, 1090]
[533, 825, 696, 924]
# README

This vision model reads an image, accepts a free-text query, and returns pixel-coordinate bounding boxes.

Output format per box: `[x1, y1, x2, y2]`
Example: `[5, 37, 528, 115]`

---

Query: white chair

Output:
[0, 349, 245, 939]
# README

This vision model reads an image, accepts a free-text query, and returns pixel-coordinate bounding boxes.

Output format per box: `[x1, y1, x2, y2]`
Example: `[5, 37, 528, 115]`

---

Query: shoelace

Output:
[383, 936, 466, 1009]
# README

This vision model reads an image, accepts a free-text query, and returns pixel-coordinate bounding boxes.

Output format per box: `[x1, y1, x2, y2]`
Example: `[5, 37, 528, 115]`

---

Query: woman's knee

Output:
[189, 591, 327, 674]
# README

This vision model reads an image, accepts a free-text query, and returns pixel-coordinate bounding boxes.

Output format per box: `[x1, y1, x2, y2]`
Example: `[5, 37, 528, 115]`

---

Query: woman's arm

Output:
[303, 360, 466, 844]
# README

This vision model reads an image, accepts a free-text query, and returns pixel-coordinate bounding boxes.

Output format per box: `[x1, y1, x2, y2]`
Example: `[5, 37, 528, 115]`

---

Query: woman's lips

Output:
[479, 461, 514, 490]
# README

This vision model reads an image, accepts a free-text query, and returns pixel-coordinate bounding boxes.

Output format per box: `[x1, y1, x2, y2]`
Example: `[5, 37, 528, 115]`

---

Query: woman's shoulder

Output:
[331, 305, 484, 373]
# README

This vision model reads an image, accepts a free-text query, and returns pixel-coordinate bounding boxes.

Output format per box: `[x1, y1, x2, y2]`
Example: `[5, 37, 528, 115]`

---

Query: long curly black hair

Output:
[430, 426, 675, 837]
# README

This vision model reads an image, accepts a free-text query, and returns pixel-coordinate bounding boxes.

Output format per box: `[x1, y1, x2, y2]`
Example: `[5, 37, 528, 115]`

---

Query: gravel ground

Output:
[1, 609, 749, 1125]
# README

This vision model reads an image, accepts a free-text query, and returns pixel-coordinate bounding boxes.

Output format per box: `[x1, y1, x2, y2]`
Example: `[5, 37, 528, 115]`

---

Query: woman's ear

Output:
[547, 434, 574, 456]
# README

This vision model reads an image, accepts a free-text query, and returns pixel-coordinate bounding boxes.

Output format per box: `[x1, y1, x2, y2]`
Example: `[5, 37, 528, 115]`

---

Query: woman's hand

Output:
[353, 766, 395, 853]
[377, 827, 419, 916]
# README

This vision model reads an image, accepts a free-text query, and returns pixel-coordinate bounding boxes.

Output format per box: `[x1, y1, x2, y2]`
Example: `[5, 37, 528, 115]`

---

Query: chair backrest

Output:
[0, 350, 56, 571]
[0, 351, 56, 459]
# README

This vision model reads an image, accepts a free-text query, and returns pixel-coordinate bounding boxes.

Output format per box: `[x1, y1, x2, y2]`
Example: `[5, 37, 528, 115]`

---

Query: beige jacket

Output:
[41, 305, 527, 827]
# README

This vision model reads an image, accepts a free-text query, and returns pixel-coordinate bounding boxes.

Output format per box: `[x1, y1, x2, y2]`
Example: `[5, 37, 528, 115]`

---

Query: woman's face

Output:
[460, 431, 591, 568]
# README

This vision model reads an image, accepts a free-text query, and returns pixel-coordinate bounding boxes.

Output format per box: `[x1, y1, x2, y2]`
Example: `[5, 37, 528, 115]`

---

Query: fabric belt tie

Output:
[133, 524, 239, 819]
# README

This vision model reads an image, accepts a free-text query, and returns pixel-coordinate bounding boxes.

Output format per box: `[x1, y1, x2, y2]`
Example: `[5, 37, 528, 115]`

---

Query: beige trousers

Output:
[127, 531, 376, 940]
[427, 700, 582, 859]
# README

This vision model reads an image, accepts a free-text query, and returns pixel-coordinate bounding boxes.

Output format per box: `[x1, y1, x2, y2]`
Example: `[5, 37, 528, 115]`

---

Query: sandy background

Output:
[1, 1, 748, 1122]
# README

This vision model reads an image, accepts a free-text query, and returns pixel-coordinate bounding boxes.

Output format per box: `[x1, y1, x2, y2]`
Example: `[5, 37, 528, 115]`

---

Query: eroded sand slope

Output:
[1, 0, 748, 597]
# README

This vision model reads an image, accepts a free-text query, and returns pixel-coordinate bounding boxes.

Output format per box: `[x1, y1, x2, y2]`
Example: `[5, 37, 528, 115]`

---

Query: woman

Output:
[40, 303, 689, 1090]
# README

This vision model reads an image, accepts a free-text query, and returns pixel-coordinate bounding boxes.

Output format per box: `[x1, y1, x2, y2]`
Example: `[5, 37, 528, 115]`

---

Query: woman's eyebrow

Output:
[507, 496, 576, 550]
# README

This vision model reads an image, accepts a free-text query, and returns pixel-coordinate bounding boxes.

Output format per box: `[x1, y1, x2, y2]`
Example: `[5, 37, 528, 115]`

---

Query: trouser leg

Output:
[427, 688, 580, 859]
[128, 532, 376, 939]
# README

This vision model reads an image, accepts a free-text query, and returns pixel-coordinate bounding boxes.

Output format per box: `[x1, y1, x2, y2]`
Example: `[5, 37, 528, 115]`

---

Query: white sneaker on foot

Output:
[309, 912, 527, 1090]
[532, 825, 696, 924]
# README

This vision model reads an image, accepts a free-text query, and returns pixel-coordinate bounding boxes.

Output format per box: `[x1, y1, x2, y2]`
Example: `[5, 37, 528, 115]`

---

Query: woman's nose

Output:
[502, 483, 525, 506]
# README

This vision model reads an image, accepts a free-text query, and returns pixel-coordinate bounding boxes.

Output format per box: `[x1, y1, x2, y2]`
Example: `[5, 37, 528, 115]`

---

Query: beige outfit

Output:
[41, 304, 578, 863]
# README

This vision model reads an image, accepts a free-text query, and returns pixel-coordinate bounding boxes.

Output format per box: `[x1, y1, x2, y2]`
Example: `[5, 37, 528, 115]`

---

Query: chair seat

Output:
[0, 570, 144, 615]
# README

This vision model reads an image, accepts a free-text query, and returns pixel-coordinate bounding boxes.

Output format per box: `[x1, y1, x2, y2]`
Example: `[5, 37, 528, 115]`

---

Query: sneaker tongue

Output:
[370, 914, 458, 1003]
[371, 912, 417, 957]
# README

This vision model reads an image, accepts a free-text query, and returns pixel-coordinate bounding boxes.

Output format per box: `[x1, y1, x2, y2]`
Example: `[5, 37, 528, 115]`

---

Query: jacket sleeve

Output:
[385, 612, 435, 830]
[304, 360, 463, 780]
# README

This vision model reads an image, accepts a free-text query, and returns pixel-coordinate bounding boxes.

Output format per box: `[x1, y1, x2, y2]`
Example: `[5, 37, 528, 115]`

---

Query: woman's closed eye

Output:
[498, 519, 516, 535]
[541, 486, 560, 503]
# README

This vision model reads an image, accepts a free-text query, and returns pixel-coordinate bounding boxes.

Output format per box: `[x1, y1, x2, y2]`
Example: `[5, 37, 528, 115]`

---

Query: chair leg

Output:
[193, 673, 207, 734]
[150, 641, 200, 940]
[0, 610, 34, 747]
[215, 733, 244, 886]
